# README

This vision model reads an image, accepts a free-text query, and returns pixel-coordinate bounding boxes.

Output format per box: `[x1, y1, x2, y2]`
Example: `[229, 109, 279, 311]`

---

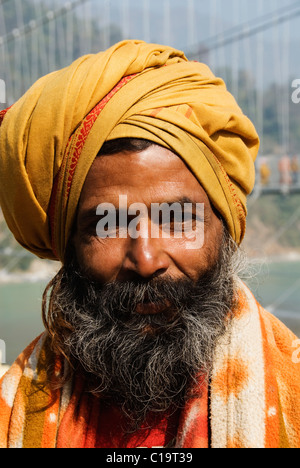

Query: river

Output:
[0, 261, 300, 365]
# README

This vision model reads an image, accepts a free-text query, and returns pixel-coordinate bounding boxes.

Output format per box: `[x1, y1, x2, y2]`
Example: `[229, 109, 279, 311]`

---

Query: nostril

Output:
[150, 268, 168, 281]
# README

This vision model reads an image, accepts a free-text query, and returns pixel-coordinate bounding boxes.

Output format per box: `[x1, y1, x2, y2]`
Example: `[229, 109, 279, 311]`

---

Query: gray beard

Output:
[47, 229, 243, 430]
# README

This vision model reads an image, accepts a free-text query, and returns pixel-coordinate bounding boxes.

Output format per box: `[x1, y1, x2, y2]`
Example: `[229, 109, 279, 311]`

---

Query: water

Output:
[244, 260, 300, 338]
[0, 262, 300, 365]
[0, 281, 46, 365]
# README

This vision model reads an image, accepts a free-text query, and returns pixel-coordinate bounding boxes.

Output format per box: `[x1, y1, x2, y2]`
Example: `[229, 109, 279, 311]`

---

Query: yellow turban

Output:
[0, 40, 259, 262]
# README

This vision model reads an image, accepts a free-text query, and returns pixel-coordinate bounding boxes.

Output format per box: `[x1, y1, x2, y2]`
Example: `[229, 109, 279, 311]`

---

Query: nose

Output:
[121, 236, 170, 280]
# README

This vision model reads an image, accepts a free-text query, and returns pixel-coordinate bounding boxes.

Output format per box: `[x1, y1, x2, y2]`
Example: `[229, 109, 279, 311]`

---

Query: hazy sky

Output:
[7, 0, 300, 90]
[89, 0, 300, 86]
[91, 0, 300, 44]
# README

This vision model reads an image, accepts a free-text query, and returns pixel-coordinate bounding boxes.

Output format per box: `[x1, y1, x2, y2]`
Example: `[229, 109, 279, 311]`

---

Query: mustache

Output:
[66, 260, 228, 323]
[85, 276, 191, 311]
[58, 254, 235, 348]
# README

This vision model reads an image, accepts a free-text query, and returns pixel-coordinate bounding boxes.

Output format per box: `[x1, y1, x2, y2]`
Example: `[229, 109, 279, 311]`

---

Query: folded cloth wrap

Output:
[0, 40, 259, 261]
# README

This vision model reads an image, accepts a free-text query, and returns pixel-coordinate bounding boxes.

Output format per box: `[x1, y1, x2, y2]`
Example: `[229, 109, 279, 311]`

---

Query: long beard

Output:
[44, 229, 242, 430]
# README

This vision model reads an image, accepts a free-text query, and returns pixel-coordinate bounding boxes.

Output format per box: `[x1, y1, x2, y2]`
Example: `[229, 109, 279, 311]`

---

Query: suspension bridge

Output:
[251, 154, 300, 196]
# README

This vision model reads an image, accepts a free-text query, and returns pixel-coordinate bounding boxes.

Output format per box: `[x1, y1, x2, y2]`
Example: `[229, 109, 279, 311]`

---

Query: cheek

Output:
[162, 239, 212, 281]
[180, 250, 210, 280]
[74, 237, 125, 282]
[165, 220, 223, 280]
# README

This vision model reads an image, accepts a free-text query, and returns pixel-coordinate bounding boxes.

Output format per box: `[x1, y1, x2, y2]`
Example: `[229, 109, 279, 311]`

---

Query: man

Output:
[0, 40, 299, 448]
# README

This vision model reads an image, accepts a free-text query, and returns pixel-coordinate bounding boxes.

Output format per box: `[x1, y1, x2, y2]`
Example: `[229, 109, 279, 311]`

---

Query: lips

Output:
[135, 300, 171, 315]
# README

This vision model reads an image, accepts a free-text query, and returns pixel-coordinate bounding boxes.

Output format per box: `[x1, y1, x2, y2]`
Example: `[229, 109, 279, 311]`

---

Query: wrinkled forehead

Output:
[79, 144, 212, 208]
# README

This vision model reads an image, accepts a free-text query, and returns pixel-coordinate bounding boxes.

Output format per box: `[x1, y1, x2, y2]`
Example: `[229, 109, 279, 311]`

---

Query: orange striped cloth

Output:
[0, 280, 300, 448]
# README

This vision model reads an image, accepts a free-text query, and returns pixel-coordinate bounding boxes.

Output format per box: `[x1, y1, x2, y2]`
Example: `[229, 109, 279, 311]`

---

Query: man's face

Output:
[50, 144, 237, 428]
[74, 145, 223, 291]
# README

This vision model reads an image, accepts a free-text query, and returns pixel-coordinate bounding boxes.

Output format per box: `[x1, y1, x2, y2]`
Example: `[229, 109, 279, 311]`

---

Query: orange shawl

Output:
[1, 280, 299, 448]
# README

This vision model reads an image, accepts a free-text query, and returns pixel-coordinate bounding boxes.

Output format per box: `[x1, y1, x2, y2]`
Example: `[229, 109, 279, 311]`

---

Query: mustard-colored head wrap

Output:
[0, 40, 259, 262]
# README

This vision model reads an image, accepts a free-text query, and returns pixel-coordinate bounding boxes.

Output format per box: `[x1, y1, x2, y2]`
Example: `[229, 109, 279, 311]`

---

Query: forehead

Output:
[79, 145, 211, 206]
